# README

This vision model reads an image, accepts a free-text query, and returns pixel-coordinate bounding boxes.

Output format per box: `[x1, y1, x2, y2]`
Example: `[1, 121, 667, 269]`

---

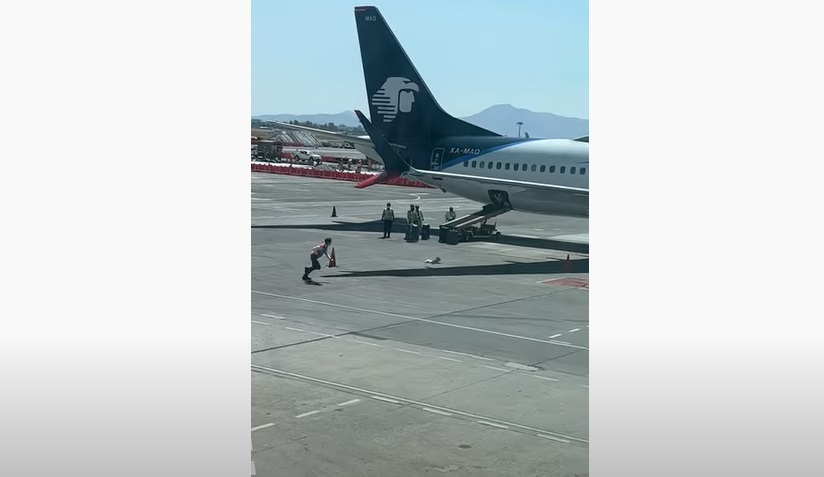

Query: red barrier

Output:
[252, 163, 433, 188]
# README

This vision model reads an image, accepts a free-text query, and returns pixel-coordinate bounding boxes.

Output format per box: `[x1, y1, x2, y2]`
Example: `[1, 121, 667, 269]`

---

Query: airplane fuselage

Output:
[407, 137, 589, 217]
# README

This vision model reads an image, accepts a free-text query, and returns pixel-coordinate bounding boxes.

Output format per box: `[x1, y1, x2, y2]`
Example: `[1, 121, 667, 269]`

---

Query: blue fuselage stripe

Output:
[440, 140, 529, 170]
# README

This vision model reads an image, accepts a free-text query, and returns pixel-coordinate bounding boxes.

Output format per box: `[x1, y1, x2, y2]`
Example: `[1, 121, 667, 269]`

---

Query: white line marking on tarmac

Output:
[340, 338, 383, 347]
[478, 420, 509, 429]
[582, 385, 589, 388]
[304, 330, 336, 338]
[549, 340, 571, 345]
[251, 320, 269, 326]
[437, 356, 463, 363]
[483, 365, 509, 372]
[251, 291, 589, 351]
[548, 333, 562, 339]
[441, 349, 494, 361]
[371, 396, 400, 404]
[251, 364, 588, 445]
[337, 399, 361, 407]
[260, 313, 284, 320]
[295, 410, 320, 419]
[251, 423, 274, 432]
[539, 434, 571, 443]
[284, 327, 305, 332]
[504, 362, 539, 371]
[533, 375, 559, 382]
[423, 407, 453, 416]
[396, 348, 421, 355]
[569, 328, 581, 333]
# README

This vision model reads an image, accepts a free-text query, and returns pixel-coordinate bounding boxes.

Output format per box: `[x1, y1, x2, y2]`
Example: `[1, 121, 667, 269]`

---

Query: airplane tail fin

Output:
[354, 6, 499, 147]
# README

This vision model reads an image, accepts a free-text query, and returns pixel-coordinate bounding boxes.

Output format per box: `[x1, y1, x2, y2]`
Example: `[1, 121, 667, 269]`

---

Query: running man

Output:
[303, 237, 332, 281]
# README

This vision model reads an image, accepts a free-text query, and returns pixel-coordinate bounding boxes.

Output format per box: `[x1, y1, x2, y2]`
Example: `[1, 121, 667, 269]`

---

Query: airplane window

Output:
[549, 165, 555, 173]
[571, 167, 576, 174]
[496, 162, 501, 169]
[540, 165, 546, 172]
[471, 161, 477, 168]
[488, 161, 493, 169]
[463, 161, 468, 167]
[580, 167, 586, 175]
[479, 161, 485, 168]
[560, 166, 566, 173]
[531, 164, 537, 172]
[505, 163, 510, 170]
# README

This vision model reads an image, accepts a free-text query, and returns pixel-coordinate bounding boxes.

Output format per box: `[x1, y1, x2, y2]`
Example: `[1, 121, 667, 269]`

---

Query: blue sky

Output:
[251, 1, 588, 119]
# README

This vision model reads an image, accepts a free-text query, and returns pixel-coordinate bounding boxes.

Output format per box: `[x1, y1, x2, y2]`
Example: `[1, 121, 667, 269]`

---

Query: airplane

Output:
[350, 5, 589, 221]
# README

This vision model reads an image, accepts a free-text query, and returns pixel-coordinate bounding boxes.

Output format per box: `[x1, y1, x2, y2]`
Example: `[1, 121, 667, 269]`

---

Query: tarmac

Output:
[282, 146, 367, 161]
[251, 172, 589, 477]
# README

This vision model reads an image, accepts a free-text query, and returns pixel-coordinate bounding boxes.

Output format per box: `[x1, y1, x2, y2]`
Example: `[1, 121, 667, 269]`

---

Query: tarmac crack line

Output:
[251, 290, 588, 351]
[251, 364, 588, 446]
[251, 335, 336, 354]
[528, 349, 583, 368]
[421, 289, 574, 321]
[251, 325, 362, 354]
[412, 368, 523, 404]
[253, 322, 587, 385]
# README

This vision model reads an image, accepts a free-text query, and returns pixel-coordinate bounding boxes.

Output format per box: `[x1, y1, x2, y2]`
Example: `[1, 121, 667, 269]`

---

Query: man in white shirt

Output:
[303, 237, 332, 281]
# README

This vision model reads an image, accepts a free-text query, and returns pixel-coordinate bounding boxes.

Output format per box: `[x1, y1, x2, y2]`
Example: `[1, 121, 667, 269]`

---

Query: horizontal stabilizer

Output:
[354, 109, 413, 173]
[354, 170, 402, 189]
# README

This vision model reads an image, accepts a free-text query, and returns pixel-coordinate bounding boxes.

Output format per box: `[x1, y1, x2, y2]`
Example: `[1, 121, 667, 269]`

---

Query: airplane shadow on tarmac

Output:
[322, 257, 589, 279]
[252, 220, 589, 254]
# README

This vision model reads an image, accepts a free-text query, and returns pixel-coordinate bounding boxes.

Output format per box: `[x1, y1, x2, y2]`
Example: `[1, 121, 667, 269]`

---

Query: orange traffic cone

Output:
[331, 206, 337, 217]
[328, 248, 337, 267]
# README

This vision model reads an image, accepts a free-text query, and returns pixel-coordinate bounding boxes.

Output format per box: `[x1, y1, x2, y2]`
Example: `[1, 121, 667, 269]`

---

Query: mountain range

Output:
[253, 104, 589, 139]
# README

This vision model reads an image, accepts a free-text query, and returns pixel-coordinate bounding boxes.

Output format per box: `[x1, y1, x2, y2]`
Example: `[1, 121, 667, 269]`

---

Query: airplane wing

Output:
[271, 121, 375, 149]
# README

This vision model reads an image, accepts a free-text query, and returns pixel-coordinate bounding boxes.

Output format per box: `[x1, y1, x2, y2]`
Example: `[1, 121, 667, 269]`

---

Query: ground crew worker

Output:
[445, 206, 456, 222]
[302, 237, 332, 281]
[415, 205, 424, 241]
[381, 203, 395, 238]
[406, 204, 418, 242]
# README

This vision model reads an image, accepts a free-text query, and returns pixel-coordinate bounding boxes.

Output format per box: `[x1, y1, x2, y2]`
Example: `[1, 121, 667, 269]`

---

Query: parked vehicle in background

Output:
[293, 149, 322, 166]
